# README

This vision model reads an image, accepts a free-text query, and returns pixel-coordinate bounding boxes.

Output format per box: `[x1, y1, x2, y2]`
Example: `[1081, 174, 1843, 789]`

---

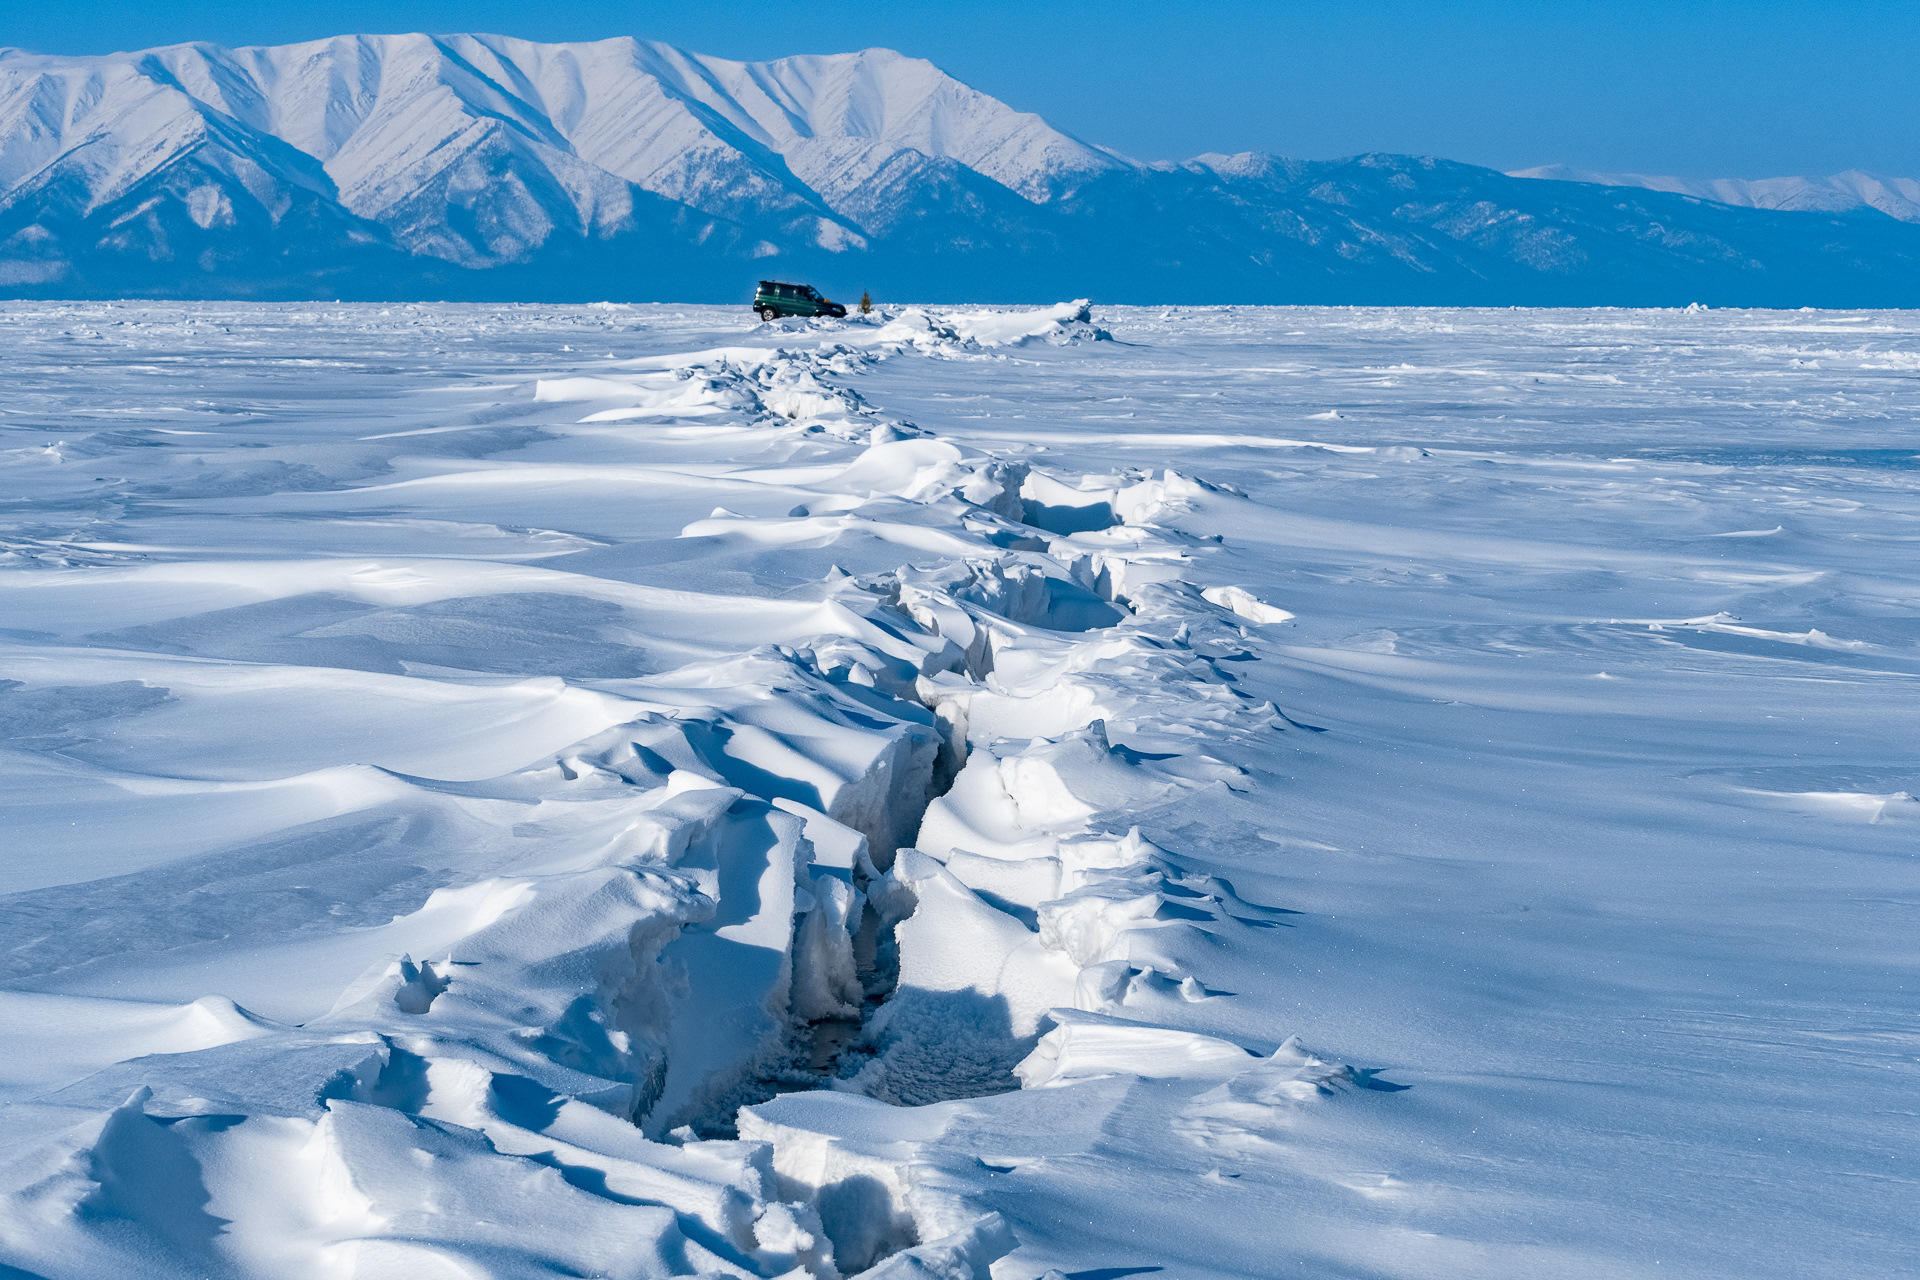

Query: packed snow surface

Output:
[0, 300, 1914, 1278]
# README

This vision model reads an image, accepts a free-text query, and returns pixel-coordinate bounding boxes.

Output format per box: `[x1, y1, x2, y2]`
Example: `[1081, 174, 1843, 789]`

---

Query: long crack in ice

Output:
[0, 302, 1344, 1280]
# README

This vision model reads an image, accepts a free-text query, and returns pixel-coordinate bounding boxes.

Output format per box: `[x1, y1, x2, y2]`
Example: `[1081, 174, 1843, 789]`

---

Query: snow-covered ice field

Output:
[0, 299, 1913, 1279]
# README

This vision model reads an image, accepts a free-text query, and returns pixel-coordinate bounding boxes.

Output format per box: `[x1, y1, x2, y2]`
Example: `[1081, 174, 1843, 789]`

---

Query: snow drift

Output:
[0, 298, 1912, 1278]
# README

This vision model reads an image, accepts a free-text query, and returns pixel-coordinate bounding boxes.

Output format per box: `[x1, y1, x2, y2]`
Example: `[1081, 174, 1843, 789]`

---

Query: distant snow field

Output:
[0, 300, 1914, 1279]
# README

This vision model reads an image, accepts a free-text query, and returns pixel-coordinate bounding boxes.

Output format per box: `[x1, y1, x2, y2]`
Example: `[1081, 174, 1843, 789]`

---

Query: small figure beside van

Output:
[754, 280, 847, 320]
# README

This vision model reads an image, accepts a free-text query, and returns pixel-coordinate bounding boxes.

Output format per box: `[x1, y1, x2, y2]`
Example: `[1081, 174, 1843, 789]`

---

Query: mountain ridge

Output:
[5, 34, 1920, 305]
[1511, 164, 1920, 225]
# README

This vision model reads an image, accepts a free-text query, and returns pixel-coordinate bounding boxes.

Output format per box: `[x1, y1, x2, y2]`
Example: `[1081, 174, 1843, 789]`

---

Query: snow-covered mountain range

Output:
[6, 33, 1920, 305]
[1511, 164, 1920, 224]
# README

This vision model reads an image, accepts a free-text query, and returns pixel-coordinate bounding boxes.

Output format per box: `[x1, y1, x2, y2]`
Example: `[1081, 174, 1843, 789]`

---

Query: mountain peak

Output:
[0, 32, 1144, 272]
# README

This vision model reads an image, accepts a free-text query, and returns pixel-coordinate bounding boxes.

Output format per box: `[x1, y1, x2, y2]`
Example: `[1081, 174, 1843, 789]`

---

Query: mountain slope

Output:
[5, 34, 1920, 305]
[1511, 164, 1920, 224]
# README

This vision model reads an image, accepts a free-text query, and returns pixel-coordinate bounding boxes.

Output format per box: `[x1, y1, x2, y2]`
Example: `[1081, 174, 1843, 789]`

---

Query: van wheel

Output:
[757, 307, 775, 321]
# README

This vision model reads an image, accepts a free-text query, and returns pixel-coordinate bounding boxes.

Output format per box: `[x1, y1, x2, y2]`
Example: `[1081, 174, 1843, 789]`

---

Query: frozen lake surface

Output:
[0, 300, 1914, 1279]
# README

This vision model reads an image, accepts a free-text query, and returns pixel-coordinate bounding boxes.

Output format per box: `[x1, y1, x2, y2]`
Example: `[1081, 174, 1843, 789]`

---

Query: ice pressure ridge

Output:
[0, 302, 1362, 1279]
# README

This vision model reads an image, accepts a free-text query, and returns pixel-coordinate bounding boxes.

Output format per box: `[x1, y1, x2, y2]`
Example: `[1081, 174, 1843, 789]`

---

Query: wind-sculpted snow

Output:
[0, 300, 1915, 1278]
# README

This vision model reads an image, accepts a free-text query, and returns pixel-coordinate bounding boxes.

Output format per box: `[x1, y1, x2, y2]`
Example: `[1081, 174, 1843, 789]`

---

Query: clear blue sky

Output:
[9, 1, 1915, 179]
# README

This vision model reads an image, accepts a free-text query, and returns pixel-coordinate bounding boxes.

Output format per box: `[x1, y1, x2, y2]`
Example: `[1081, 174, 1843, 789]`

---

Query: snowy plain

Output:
[0, 299, 1914, 1279]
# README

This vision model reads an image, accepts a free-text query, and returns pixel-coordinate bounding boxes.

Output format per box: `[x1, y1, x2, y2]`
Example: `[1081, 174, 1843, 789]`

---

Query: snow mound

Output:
[872, 301, 1111, 352]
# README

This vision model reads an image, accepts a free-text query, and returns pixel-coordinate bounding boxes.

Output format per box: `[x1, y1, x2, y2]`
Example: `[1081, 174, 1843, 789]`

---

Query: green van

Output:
[754, 280, 847, 320]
